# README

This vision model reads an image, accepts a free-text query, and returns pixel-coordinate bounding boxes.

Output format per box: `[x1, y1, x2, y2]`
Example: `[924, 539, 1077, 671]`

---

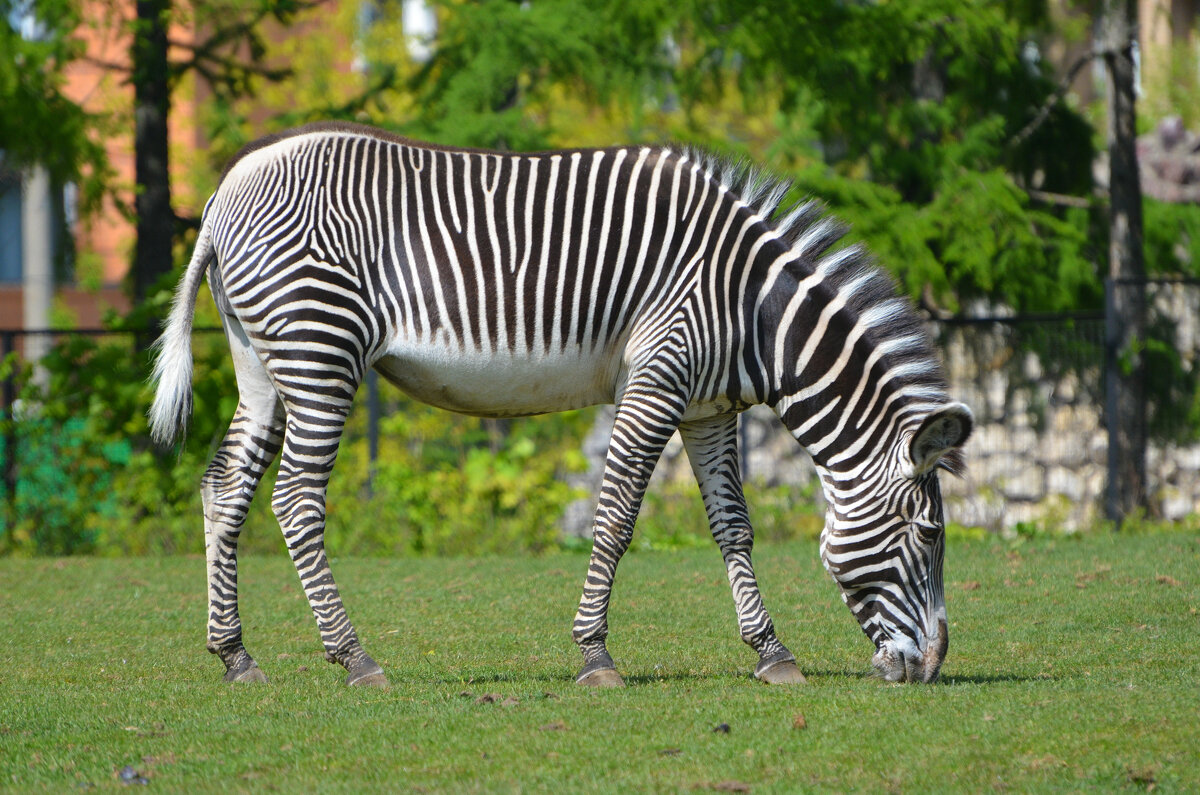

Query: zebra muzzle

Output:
[872, 618, 948, 684]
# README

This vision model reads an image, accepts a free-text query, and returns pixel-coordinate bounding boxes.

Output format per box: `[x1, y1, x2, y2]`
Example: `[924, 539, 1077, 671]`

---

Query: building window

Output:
[0, 168, 22, 284]
[0, 166, 72, 286]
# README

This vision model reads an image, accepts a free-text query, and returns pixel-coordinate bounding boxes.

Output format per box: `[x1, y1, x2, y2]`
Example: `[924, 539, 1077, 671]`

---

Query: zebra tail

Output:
[147, 219, 214, 446]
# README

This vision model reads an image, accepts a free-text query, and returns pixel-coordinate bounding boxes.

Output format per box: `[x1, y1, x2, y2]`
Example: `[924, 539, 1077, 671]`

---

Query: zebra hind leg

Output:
[679, 416, 806, 685]
[572, 379, 688, 687]
[202, 320, 285, 683]
[271, 404, 387, 688]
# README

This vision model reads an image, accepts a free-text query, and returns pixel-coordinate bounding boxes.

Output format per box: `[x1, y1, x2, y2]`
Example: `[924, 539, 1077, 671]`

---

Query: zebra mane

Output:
[679, 145, 960, 471]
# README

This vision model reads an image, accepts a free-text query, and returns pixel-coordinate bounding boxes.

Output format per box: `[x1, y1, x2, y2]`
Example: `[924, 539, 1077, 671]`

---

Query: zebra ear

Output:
[911, 403, 973, 475]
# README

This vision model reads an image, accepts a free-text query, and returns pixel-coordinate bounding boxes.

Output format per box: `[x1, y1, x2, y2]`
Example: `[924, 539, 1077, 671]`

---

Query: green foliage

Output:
[635, 479, 824, 552]
[791, 167, 1100, 314]
[1143, 313, 1200, 445]
[322, 394, 594, 557]
[0, 321, 236, 555]
[920, 171, 1096, 312]
[1, 313, 601, 556]
[1144, 198, 1200, 277]
[1134, 199, 1200, 444]
[692, 1, 1092, 199]
[381, 0, 1101, 316]
[398, 0, 678, 150]
[0, 414, 121, 555]
[0, 0, 111, 211]
[1140, 40, 1200, 131]
[11, 0, 1200, 558]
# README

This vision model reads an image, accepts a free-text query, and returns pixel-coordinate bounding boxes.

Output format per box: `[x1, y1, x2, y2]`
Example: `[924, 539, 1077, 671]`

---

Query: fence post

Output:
[2, 331, 16, 522]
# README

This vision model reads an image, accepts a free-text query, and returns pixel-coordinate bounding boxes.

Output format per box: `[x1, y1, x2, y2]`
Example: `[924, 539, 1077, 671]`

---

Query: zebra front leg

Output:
[573, 383, 687, 687]
[272, 410, 387, 687]
[679, 415, 806, 684]
[203, 321, 285, 683]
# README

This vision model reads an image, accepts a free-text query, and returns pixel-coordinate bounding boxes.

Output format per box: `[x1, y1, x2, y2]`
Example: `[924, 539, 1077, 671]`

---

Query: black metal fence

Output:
[3, 288, 1198, 532]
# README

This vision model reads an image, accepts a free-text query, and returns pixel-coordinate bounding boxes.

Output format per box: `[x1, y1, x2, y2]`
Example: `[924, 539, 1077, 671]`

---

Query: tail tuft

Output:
[147, 325, 196, 445]
[147, 223, 213, 445]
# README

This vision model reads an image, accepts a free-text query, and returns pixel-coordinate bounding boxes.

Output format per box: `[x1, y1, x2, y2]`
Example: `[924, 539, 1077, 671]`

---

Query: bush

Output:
[322, 395, 593, 556]
[0, 325, 600, 556]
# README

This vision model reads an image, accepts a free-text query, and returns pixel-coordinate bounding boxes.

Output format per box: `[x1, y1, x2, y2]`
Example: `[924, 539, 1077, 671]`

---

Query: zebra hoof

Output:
[576, 667, 626, 688]
[347, 669, 389, 688]
[755, 659, 807, 685]
[345, 658, 389, 688]
[222, 661, 269, 684]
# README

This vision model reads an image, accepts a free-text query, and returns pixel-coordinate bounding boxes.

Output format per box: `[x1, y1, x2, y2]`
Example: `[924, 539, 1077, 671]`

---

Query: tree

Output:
[390, 0, 1097, 315]
[1099, 0, 1147, 522]
[131, 0, 172, 307]
[102, 0, 327, 317]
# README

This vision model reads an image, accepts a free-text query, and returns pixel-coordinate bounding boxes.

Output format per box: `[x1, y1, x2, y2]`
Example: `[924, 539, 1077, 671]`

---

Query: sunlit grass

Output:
[1, 532, 1197, 791]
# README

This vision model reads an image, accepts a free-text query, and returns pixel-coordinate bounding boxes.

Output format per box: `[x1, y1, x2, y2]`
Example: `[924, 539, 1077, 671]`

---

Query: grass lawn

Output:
[1, 531, 1198, 792]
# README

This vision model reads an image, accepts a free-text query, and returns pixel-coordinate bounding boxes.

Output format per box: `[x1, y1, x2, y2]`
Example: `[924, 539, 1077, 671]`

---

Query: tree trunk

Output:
[132, 0, 174, 319]
[1101, 0, 1148, 523]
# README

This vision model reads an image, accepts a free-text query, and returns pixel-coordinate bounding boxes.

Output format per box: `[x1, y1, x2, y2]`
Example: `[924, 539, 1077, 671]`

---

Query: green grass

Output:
[2, 532, 1198, 792]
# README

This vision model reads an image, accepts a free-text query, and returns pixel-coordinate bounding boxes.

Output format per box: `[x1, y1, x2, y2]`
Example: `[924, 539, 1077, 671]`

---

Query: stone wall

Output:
[936, 322, 1111, 531]
[940, 287, 1200, 530]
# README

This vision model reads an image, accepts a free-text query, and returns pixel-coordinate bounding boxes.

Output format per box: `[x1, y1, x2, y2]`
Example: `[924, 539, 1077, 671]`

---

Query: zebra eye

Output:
[912, 522, 941, 544]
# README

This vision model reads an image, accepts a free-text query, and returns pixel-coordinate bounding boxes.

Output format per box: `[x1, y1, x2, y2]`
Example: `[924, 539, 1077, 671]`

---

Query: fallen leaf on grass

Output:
[539, 721, 568, 731]
[1075, 566, 1112, 588]
[122, 723, 166, 739]
[1021, 753, 1066, 771]
[792, 713, 807, 730]
[1155, 574, 1182, 587]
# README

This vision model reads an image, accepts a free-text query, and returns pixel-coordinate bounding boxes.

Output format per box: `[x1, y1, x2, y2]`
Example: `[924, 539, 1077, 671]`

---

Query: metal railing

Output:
[2, 289, 1196, 527]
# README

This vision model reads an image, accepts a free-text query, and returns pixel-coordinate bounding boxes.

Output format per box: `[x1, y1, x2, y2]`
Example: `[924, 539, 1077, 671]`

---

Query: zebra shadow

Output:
[936, 672, 1056, 685]
[432, 669, 1047, 687]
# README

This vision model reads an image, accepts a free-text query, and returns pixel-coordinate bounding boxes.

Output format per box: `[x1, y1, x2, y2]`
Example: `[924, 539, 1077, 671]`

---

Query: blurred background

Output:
[2, 0, 1199, 556]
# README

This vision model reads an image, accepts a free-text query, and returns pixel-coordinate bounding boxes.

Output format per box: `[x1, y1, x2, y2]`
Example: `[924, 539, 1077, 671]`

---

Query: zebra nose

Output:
[871, 619, 948, 683]
[918, 619, 949, 683]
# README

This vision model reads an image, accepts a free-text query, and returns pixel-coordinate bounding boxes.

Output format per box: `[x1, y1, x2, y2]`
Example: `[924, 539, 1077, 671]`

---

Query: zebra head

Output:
[816, 402, 973, 683]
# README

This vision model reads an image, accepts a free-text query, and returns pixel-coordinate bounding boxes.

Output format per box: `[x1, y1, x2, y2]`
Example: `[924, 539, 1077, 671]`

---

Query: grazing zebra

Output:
[150, 122, 971, 688]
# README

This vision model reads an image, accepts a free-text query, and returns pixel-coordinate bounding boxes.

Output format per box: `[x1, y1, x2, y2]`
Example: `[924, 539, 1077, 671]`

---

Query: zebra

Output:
[150, 122, 972, 688]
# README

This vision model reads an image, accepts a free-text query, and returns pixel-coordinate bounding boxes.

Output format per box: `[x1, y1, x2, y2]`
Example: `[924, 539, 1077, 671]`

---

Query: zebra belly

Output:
[372, 343, 624, 418]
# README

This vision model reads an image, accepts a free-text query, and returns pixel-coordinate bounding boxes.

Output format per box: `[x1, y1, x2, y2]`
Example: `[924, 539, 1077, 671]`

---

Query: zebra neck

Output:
[762, 271, 950, 471]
